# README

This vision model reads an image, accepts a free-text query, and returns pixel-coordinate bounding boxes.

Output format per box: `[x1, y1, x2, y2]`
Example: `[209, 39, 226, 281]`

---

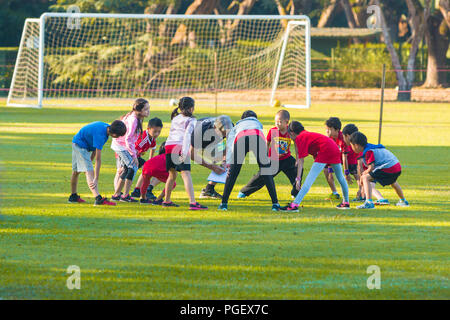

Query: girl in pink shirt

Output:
[163, 97, 207, 210]
[111, 98, 150, 202]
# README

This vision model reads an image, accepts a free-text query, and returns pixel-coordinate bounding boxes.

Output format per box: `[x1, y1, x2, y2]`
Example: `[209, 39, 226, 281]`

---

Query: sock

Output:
[134, 187, 139, 192]
[147, 185, 153, 192]
[205, 184, 215, 192]
[95, 195, 102, 201]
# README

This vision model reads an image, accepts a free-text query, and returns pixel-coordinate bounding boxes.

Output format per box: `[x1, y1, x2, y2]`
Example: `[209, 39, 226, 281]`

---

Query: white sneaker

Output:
[396, 200, 410, 207]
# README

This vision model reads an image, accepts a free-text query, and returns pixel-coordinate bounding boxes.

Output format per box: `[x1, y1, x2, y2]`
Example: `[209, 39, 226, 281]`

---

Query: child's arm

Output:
[92, 148, 102, 189]
[295, 157, 304, 190]
[125, 119, 138, 164]
[149, 148, 155, 159]
[181, 119, 196, 160]
[363, 163, 375, 175]
[342, 153, 352, 183]
[90, 149, 96, 161]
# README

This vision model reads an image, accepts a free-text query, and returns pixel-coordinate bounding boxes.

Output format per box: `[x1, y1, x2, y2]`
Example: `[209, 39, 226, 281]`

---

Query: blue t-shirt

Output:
[72, 121, 110, 152]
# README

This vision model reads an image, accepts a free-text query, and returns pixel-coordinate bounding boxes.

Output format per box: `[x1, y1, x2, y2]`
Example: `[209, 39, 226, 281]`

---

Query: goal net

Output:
[8, 14, 310, 109]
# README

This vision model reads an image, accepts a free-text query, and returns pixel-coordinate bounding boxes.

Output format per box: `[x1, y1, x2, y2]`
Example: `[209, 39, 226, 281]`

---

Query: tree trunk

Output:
[440, 0, 450, 28]
[423, 13, 449, 87]
[171, 0, 219, 46]
[341, 0, 360, 43]
[318, 0, 339, 28]
[405, 0, 430, 88]
[373, 0, 410, 101]
[216, 0, 257, 45]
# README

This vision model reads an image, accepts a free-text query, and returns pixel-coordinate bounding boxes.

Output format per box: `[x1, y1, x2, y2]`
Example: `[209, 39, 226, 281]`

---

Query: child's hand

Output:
[212, 165, 225, 175]
[89, 178, 98, 190]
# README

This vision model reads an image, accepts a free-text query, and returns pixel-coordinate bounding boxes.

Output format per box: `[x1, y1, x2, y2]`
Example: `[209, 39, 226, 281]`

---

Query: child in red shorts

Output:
[139, 143, 176, 204]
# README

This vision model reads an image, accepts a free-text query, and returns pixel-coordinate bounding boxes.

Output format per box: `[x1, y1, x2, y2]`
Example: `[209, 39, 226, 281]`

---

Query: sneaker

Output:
[396, 200, 410, 207]
[68, 194, 86, 204]
[352, 196, 365, 202]
[375, 199, 390, 206]
[272, 203, 281, 211]
[336, 202, 350, 209]
[189, 202, 208, 210]
[326, 193, 340, 200]
[199, 188, 222, 199]
[280, 202, 299, 212]
[94, 197, 116, 206]
[152, 199, 164, 205]
[162, 201, 180, 208]
[237, 192, 247, 199]
[131, 188, 141, 198]
[140, 198, 152, 205]
[146, 190, 157, 201]
[218, 203, 228, 211]
[120, 194, 138, 203]
[356, 201, 375, 209]
[111, 193, 122, 201]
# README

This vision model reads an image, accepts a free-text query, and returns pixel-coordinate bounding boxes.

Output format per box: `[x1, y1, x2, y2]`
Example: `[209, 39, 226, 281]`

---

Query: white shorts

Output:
[72, 143, 94, 172]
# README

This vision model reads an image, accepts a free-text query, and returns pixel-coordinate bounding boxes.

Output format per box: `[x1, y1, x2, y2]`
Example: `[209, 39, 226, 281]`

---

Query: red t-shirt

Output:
[295, 130, 341, 164]
[135, 130, 157, 156]
[365, 150, 402, 173]
[347, 148, 362, 165]
[142, 154, 170, 182]
[267, 127, 291, 161]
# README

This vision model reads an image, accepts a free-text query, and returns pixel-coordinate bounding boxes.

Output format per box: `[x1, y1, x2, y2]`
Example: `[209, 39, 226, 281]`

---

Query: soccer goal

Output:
[8, 13, 310, 109]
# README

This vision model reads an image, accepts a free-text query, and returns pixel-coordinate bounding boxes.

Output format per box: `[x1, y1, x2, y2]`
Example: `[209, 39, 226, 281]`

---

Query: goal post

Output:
[8, 13, 310, 109]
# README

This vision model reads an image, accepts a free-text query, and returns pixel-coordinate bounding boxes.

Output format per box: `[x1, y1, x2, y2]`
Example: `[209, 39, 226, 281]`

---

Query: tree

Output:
[423, 0, 449, 88]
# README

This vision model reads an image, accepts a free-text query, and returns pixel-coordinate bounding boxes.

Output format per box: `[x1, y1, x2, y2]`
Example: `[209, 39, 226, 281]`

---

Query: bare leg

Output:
[85, 171, 100, 197]
[361, 173, 373, 200]
[372, 183, 384, 200]
[324, 169, 337, 193]
[164, 169, 177, 203]
[391, 182, 405, 200]
[135, 174, 144, 189]
[123, 179, 133, 196]
[71, 171, 81, 194]
[113, 179, 125, 197]
[180, 170, 196, 203]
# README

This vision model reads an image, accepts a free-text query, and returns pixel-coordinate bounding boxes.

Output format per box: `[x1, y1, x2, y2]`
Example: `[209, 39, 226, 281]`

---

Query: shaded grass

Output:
[0, 100, 449, 299]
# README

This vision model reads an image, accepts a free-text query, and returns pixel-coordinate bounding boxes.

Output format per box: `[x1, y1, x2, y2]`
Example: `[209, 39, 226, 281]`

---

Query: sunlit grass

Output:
[0, 99, 449, 299]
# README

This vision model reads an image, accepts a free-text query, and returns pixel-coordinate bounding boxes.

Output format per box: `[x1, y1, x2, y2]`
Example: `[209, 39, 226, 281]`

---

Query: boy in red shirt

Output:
[139, 143, 177, 204]
[281, 121, 350, 212]
[349, 132, 409, 209]
[323, 117, 350, 200]
[238, 110, 302, 199]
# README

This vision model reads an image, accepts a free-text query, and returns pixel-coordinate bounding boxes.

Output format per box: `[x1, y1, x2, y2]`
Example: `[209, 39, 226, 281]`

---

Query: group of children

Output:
[69, 97, 409, 211]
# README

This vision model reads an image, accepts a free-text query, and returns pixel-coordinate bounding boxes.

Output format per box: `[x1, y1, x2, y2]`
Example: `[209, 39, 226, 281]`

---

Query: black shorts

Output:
[165, 152, 191, 172]
[138, 156, 146, 169]
[369, 170, 401, 186]
[348, 164, 358, 175]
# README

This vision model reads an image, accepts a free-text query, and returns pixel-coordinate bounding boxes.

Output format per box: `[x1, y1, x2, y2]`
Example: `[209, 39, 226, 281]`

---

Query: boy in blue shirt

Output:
[70, 120, 126, 205]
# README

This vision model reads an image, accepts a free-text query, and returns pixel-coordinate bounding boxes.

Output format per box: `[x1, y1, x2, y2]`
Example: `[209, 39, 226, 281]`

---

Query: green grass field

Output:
[0, 99, 449, 299]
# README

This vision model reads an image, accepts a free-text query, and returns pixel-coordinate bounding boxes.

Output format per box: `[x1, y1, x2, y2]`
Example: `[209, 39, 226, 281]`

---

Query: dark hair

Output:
[148, 117, 163, 128]
[342, 123, 358, 136]
[349, 131, 367, 147]
[121, 98, 149, 135]
[288, 121, 304, 134]
[171, 96, 195, 119]
[109, 120, 127, 136]
[325, 117, 341, 130]
[241, 110, 257, 119]
[158, 141, 166, 155]
[276, 109, 290, 121]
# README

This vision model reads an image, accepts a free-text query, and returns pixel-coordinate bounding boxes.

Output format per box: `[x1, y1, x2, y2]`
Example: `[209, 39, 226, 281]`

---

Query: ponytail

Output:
[171, 107, 180, 120]
[171, 97, 195, 120]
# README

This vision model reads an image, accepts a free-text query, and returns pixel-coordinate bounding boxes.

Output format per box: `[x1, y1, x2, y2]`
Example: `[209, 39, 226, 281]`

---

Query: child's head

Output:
[287, 121, 304, 140]
[133, 98, 150, 118]
[159, 141, 166, 155]
[241, 110, 257, 119]
[325, 117, 341, 138]
[275, 110, 290, 132]
[349, 131, 367, 153]
[171, 96, 195, 119]
[147, 117, 163, 140]
[342, 123, 358, 145]
[108, 120, 127, 138]
[214, 115, 233, 138]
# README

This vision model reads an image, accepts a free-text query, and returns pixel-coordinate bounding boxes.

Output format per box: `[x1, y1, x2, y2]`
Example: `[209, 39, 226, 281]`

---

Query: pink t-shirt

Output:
[111, 112, 140, 157]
